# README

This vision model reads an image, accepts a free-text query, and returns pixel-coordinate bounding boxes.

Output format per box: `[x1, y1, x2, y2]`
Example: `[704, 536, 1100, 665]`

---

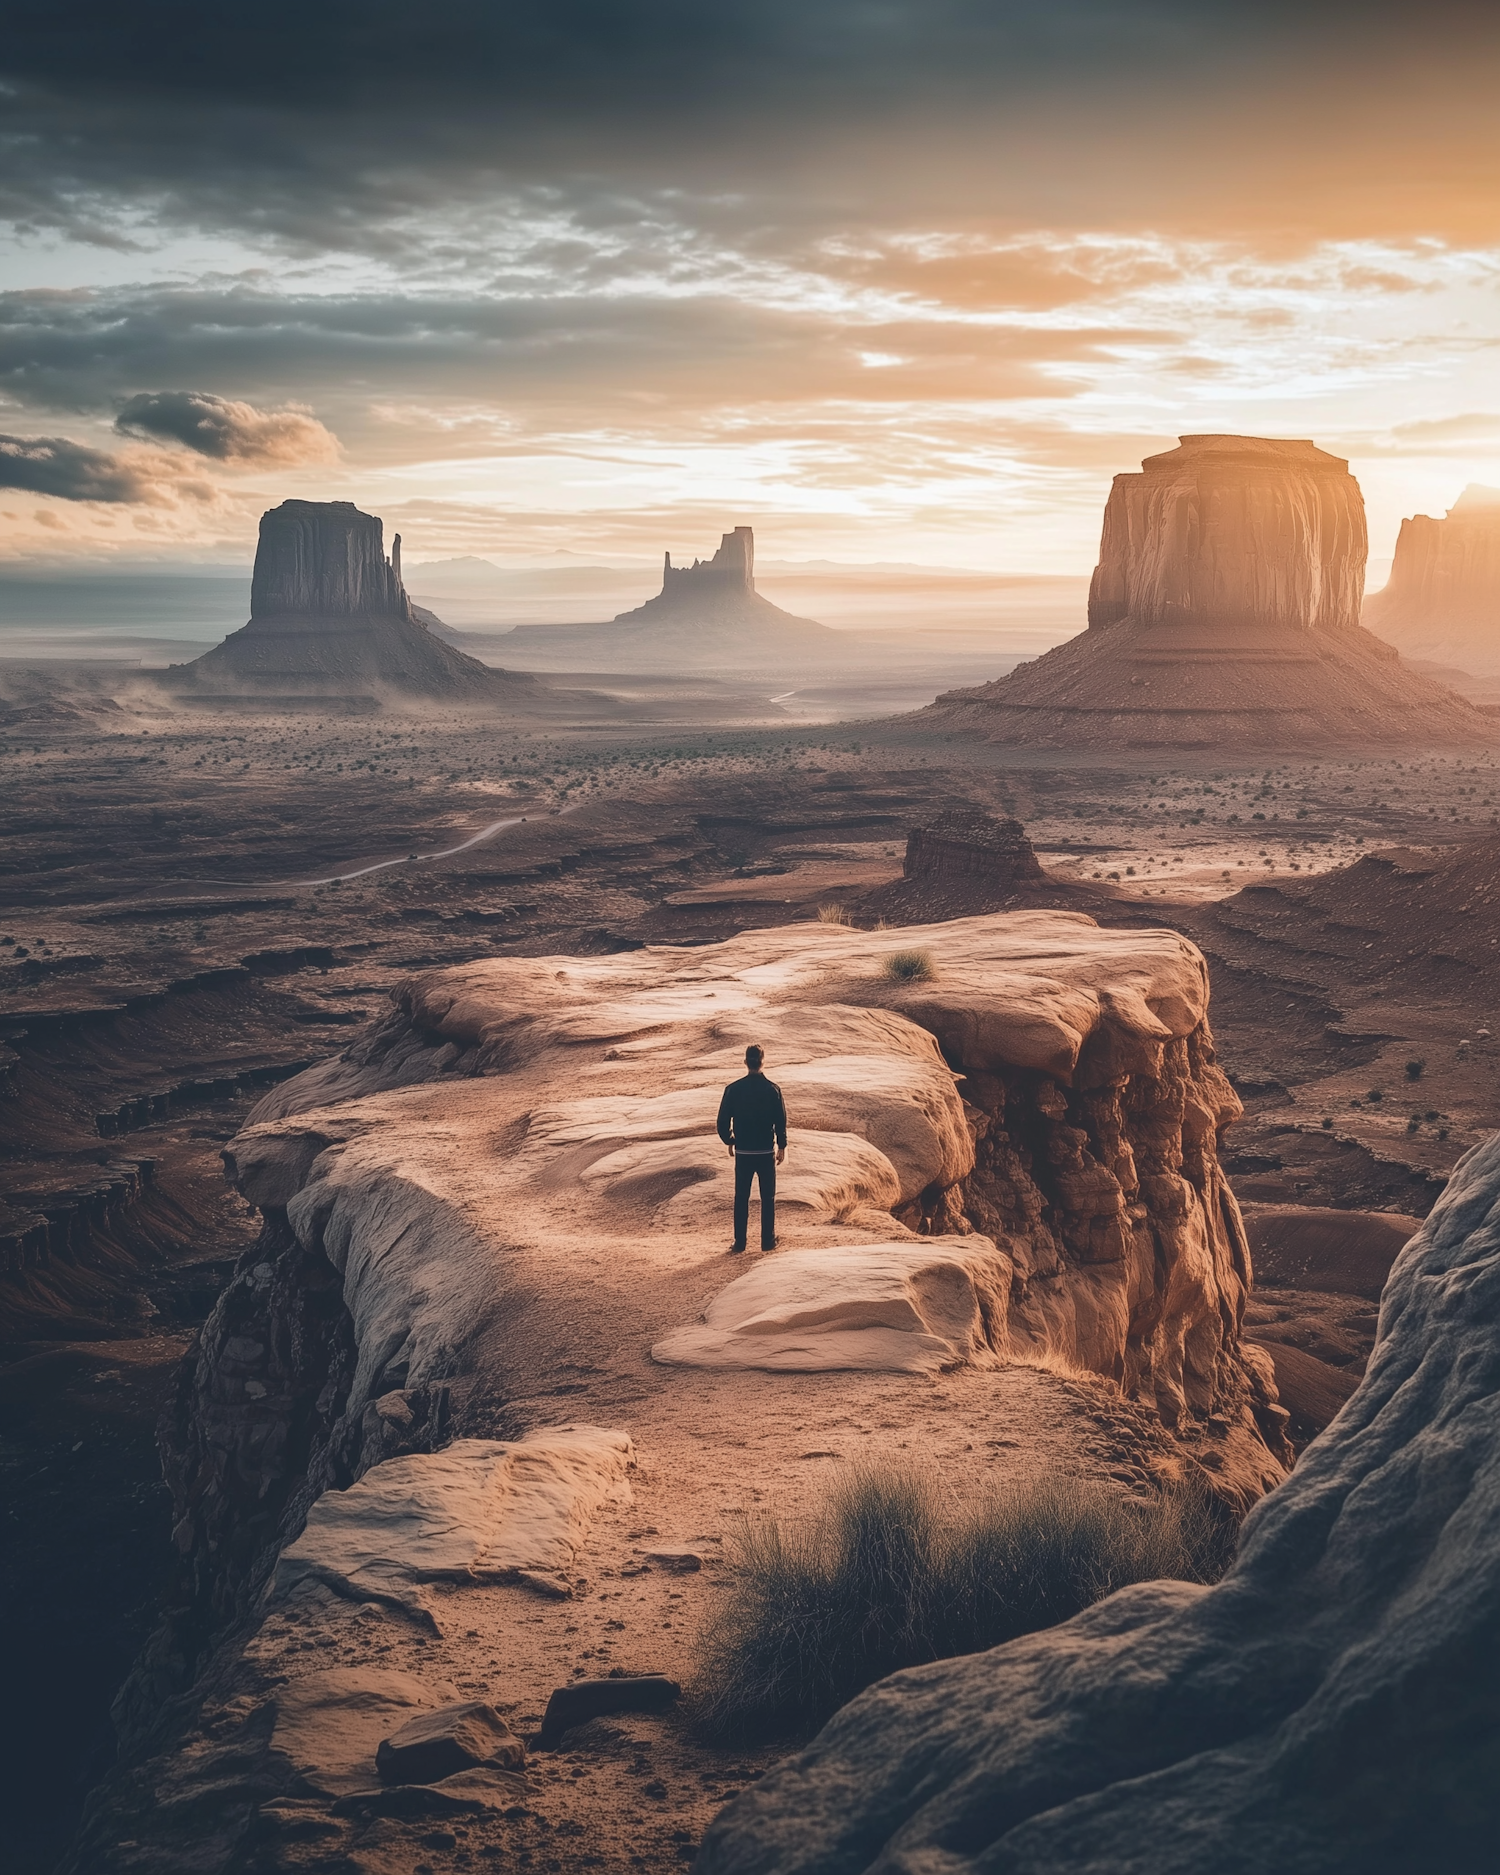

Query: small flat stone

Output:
[377, 1701, 525, 1787]
[535, 1675, 680, 1750]
[333, 1769, 526, 1818]
[643, 1546, 703, 1572]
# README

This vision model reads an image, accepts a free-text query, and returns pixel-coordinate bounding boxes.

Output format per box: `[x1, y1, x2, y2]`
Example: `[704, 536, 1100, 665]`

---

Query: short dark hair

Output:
[745, 1044, 764, 1068]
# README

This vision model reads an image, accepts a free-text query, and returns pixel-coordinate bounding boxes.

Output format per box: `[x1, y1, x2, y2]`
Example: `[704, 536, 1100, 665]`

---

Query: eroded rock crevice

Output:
[121, 1206, 459, 1749]
[904, 1021, 1292, 1498]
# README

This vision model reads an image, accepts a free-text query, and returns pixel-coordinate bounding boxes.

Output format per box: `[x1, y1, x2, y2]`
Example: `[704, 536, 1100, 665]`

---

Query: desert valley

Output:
[5, 7, 1500, 1871]
[3, 430, 1499, 1873]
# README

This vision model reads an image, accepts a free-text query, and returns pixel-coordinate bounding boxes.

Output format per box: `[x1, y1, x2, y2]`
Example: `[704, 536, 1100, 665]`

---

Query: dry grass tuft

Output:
[690, 1466, 1233, 1743]
[816, 902, 854, 925]
[882, 947, 936, 982]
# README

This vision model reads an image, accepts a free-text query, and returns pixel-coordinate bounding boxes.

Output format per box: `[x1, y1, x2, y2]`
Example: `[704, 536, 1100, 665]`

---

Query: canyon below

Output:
[5, 698, 1500, 1873]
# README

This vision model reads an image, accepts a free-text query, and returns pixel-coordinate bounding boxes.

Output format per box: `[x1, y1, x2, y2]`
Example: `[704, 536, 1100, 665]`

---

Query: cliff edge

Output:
[700, 1123, 1500, 1873]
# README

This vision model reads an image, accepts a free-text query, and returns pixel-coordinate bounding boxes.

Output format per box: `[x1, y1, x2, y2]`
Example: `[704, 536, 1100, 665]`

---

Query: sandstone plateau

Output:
[1364, 483, 1500, 675]
[923, 435, 1488, 749]
[60, 910, 1294, 1872]
[166, 499, 540, 709]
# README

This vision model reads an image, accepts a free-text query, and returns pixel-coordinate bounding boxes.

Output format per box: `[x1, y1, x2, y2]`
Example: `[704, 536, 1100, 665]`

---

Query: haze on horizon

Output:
[3, 1, 1500, 585]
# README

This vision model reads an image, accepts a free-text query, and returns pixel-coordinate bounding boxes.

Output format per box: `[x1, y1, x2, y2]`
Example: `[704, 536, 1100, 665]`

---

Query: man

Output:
[715, 1043, 787, 1253]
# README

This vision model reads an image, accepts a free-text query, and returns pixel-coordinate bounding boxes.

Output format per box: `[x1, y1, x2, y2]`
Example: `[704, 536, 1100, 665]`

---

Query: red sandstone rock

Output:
[902, 811, 1043, 886]
[921, 435, 1486, 749]
[166, 499, 538, 705]
[1364, 483, 1500, 673]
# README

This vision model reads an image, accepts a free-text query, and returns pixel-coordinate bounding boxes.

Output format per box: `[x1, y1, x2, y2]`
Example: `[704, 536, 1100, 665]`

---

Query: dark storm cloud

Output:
[114, 389, 337, 463]
[4, 2, 1477, 115]
[0, 433, 153, 502]
[3, 2, 1497, 254]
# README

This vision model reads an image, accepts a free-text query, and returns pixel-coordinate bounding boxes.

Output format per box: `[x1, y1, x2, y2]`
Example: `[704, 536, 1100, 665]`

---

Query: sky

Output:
[3, 1, 1500, 581]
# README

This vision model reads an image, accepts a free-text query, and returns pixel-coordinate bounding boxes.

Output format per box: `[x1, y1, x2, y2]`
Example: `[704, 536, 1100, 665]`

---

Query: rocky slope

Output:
[699, 1126, 1500, 1874]
[1364, 483, 1500, 673]
[60, 912, 1288, 1872]
[921, 435, 1488, 749]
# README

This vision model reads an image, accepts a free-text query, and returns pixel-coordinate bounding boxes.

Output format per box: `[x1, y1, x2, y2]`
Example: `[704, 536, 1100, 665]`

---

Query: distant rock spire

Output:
[658, 526, 755, 600]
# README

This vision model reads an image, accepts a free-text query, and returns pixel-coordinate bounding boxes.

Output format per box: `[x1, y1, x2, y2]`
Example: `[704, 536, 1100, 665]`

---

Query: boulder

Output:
[535, 1675, 681, 1750]
[651, 1240, 1012, 1374]
[273, 1426, 635, 1623]
[643, 1545, 704, 1571]
[270, 1667, 457, 1797]
[696, 1128, 1500, 1874]
[376, 1701, 524, 1785]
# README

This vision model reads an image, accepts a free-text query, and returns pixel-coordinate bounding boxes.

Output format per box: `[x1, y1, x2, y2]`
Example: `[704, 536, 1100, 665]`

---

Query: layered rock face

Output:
[700, 1130, 1500, 1875]
[902, 809, 1043, 886]
[1365, 483, 1500, 673]
[1087, 434, 1366, 634]
[921, 435, 1486, 749]
[167, 499, 532, 705]
[249, 499, 413, 621]
[659, 524, 755, 599]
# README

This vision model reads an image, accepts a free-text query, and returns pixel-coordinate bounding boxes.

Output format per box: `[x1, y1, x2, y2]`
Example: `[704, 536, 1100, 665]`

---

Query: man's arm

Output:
[716, 1085, 735, 1152]
[773, 1084, 788, 1153]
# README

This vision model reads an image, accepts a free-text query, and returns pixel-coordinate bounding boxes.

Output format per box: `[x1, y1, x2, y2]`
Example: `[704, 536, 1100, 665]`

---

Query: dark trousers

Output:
[733, 1152, 777, 1248]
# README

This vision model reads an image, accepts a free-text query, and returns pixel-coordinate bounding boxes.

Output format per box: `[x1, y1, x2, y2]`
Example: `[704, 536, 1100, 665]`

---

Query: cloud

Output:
[0, 432, 154, 502]
[114, 389, 338, 463]
[3, 3, 1499, 266]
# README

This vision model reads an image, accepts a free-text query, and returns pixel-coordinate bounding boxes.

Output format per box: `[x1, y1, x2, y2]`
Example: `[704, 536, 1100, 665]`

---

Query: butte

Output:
[1363, 482, 1500, 675]
[920, 435, 1489, 750]
[163, 499, 540, 712]
[602, 526, 840, 665]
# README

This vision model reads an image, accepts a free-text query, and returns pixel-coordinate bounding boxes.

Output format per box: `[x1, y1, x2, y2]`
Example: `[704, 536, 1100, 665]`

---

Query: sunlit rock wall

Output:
[1087, 434, 1367, 635]
[1365, 483, 1500, 667]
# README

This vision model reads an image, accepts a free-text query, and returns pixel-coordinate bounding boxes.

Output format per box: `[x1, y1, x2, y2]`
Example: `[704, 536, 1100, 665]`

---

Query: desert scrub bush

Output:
[691, 1466, 1232, 1742]
[816, 902, 853, 925]
[882, 947, 936, 983]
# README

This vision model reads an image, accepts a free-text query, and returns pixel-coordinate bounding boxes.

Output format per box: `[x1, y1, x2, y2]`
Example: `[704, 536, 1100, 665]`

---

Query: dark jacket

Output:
[716, 1073, 788, 1153]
